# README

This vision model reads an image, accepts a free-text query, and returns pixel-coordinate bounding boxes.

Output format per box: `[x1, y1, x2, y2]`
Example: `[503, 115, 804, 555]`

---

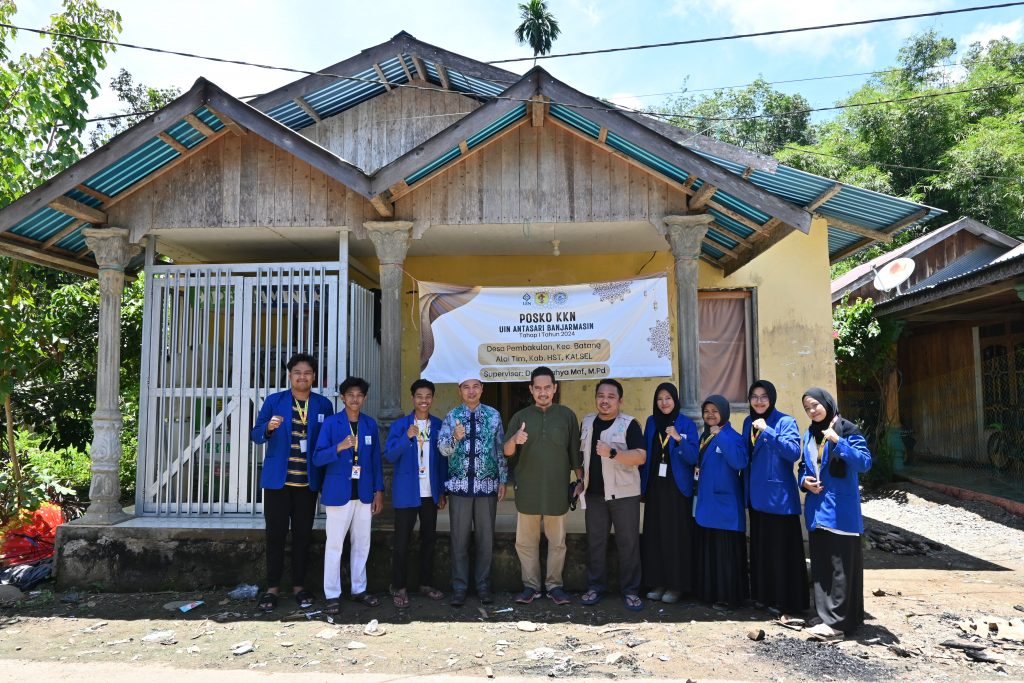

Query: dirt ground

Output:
[2, 482, 1024, 682]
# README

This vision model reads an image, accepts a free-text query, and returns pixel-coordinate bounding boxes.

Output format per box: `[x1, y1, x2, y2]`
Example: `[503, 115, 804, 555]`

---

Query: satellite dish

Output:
[873, 257, 916, 293]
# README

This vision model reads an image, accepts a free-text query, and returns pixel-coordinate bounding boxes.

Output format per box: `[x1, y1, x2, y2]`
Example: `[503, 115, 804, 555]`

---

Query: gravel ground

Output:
[1, 482, 1023, 681]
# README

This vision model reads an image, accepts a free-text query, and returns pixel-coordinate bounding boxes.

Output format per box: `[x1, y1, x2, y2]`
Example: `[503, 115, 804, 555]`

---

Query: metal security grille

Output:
[348, 282, 381, 418]
[137, 263, 345, 516]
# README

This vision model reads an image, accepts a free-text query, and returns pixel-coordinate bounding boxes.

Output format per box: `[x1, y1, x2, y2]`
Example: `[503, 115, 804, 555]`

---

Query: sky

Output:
[10, 0, 1024, 126]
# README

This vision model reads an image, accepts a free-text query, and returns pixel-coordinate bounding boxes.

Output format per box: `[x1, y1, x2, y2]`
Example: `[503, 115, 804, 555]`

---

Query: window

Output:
[698, 290, 755, 404]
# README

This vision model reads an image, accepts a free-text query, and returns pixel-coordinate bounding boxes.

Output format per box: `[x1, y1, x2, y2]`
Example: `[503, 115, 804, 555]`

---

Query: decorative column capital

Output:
[663, 214, 714, 261]
[364, 221, 413, 265]
[83, 227, 141, 270]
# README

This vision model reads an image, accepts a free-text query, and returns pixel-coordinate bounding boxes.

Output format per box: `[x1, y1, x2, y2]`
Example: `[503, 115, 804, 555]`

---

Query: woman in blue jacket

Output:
[743, 379, 808, 615]
[684, 394, 749, 610]
[250, 353, 334, 612]
[640, 383, 699, 604]
[799, 387, 872, 637]
[384, 379, 448, 608]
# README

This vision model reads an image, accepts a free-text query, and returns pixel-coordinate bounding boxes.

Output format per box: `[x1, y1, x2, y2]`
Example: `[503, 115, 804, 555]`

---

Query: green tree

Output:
[514, 0, 561, 61]
[663, 77, 813, 155]
[88, 68, 180, 150]
[0, 0, 120, 511]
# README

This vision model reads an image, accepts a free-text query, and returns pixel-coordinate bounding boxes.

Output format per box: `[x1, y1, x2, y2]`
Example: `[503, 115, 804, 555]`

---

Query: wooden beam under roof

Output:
[818, 213, 892, 243]
[458, 140, 469, 155]
[597, 127, 608, 144]
[0, 237, 98, 276]
[689, 183, 716, 210]
[410, 54, 427, 81]
[805, 183, 842, 212]
[723, 221, 798, 277]
[369, 194, 394, 218]
[530, 95, 548, 127]
[398, 53, 414, 82]
[703, 237, 740, 259]
[700, 254, 724, 269]
[741, 166, 753, 179]
[204, 104, 246, 136]
[886, 208, 930, 232]
[435, 62, 451, 90]
[709, 221, 754, 249]
[293, 96, 322, 123]
[184, 113, 216, 137]
[157, 132, 189, 155]
[705, 199, 768, 234]
[43, 220, 85, 249]
[373, 63, 393, 91]
[75, 185, 111, 205]
[48, 196, 106, 224]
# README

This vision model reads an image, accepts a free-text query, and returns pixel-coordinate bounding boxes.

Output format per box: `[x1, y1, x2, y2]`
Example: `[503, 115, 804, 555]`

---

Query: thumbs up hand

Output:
[513, 421, 529, 445]
[822, 415, 841, 444]
[454, 419, 466, 441]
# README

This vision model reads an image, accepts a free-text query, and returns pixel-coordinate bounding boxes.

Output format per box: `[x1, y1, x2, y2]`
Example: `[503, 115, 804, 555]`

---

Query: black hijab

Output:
[802, 387, 860, 445]
[700, 394, 730, 443]
[748, 379, 777, 418]
[652, 382, 680, 432]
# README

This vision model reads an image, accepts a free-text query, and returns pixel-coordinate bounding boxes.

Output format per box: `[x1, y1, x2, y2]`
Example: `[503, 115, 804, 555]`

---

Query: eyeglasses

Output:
[750, 395, 771, 402]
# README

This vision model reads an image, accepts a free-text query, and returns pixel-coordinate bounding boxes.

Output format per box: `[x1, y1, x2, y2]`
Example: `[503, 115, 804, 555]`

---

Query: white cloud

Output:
[567, 0, 604, 26]
[848, 38, 876, 67]
[607, 92, 647, 112]
[961, 19, 1024, 48]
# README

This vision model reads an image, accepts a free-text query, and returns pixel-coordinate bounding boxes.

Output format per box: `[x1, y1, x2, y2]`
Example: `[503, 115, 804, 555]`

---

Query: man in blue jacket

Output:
[314, 376, 384, 614]
[250, 353, 334, 613]
[384, 379, 448, 608]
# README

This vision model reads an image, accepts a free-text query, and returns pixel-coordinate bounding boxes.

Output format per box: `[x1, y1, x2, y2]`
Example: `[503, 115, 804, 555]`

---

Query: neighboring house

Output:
[831, 217, 1024, 469]
[0, 32, 942, 536]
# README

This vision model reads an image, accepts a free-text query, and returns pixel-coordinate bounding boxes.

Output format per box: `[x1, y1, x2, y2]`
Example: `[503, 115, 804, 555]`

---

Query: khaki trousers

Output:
[515, 512, 567, 591]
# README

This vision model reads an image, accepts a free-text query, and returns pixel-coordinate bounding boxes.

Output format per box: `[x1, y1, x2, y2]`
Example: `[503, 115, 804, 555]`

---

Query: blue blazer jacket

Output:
[682, 423, 748, 532]
[384, 413, 447, 508]
[313, 412, 384, 506]
[250, 390, 334, 491]
[742, 409, 802, 515]
[640, 413, 699, 498]
[798, 430, 872, 534]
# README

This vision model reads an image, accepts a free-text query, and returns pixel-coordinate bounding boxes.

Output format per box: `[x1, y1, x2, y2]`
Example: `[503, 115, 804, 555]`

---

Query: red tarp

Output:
[1, 502, 64, 566]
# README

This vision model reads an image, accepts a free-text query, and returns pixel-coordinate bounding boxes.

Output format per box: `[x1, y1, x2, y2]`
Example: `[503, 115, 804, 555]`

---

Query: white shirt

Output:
[417, 419, 432, 498]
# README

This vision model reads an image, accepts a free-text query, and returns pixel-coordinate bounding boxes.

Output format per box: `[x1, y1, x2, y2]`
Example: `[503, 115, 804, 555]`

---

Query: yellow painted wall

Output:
[390, 216, 836, 432]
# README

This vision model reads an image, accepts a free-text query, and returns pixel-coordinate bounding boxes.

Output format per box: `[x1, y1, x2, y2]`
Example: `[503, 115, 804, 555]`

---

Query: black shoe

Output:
[479, 589, 494, 605]
[450, 591, 466, 607]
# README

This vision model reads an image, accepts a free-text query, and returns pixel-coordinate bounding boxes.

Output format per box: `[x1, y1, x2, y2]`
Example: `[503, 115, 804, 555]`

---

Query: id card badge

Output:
[693, 467, 700, 482]
[351, 465, 361, 479]
[658, 462, 668, 478]
[318, 414, 324, 423]
[419, 466, 428, 479]
[364, 435, 372, 446]
[299, 439, 308, 454]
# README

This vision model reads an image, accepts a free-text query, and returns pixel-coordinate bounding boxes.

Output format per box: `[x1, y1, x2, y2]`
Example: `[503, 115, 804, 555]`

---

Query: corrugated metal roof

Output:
[907, 244, 1006, 292]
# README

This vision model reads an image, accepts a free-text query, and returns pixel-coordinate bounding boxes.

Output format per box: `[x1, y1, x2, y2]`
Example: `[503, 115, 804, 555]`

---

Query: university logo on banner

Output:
[418, 275, 673, 383]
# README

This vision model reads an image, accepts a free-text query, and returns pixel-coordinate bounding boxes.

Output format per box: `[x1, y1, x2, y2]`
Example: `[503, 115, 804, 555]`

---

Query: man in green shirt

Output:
[503, 366, 583, 605]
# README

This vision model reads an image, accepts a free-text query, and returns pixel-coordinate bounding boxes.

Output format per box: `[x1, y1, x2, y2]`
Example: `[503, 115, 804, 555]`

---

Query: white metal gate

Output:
[348, 282, 381, 418]
[137, 263, 346, 516]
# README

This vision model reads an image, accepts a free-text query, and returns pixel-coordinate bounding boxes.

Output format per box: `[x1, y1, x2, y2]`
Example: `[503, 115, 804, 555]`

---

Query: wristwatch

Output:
[609, 448, 618, 459]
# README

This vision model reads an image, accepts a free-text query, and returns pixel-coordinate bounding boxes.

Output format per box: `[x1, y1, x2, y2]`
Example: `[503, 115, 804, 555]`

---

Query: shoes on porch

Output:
[547, 587, 571, 605]
[450, 591, 466, 607]
[646, 587, 665, 600]
[515, 587, 541, 604]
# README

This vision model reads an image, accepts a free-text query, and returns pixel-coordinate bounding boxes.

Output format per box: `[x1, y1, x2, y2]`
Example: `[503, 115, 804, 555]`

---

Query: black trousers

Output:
[584, 493, 642, 596]
[809, 529, 864, 633]
[392, 496, 440, 590]
[264, 486, 318, 588]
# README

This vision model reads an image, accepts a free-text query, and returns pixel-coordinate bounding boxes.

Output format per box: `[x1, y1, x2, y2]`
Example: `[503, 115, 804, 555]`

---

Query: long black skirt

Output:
[695, 525, 748, 608]
[749, 509, 809, 614]
[640, 473, 694, 594]
[809, 529, 864, 633]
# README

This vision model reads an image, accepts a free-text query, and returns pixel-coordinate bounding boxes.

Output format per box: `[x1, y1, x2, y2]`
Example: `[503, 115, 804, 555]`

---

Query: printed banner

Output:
[419, 275, 672, 383]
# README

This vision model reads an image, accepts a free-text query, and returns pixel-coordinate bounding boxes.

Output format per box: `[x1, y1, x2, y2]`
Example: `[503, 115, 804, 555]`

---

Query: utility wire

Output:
[488, 2, 1024, 63]
[779, 145, 1021, 180]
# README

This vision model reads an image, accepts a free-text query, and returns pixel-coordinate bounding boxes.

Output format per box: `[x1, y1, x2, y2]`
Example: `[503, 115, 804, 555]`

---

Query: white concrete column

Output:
[664, 214, 714, 417]
[364, 221, 413, 430]
[79, 228, 141, 525]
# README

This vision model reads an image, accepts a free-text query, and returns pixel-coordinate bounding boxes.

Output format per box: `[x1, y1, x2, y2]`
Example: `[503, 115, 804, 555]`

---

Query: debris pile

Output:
[865, 526, 942, 555]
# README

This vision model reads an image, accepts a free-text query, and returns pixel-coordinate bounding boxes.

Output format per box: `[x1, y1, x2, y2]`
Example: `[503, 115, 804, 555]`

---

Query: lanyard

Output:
[351, 422, 359, 464]
[658, 432, 670, 462]
[699, 432, 715, 452]
[815, 438, 826, 477]
[293, 398, 308, 426]
[750, 427, 760, 445]
[417, 423, 431, 445]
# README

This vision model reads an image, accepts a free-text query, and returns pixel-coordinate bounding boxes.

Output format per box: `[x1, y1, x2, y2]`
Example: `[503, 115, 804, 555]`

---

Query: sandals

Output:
[419, 586, 444, 601]
[323, 598, 341, 615]
[392, 589, 410, 609]
[258, 592, 278, 612]
[624, 594, 644, 612]
[294, 589, 314, 610]
[581, 589, 602, 606]
[351, 592, 380, 607]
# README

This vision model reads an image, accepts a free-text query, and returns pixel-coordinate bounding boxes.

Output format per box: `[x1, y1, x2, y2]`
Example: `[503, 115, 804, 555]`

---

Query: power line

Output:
[779, 145, 1022, 181]
[488, 2, 1024, 64]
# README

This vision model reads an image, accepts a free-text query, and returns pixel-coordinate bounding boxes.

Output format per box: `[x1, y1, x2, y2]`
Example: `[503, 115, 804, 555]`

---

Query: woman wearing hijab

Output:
[640, 383, 699, 604]
[743, 380, 808, 615]
[799, 388, 872, 638]
[681, 395, 749, 610]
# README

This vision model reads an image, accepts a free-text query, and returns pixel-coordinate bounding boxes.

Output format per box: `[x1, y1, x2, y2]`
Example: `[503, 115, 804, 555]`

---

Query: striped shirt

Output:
[285, 398, 309, 487]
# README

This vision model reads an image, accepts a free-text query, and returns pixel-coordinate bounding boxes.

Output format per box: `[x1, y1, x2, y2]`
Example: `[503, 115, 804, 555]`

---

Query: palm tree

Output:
[514, 0, 562, 63]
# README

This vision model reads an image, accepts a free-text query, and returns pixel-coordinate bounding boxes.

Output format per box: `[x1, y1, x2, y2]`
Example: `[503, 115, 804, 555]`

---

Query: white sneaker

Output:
[661, 590, 682, 604]
[646, 587, 665, 600]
